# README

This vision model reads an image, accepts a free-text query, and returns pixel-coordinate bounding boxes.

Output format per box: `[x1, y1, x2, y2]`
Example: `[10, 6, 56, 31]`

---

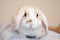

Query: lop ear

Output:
[11, 8, 25, 31]
[39, 10, 48, 33]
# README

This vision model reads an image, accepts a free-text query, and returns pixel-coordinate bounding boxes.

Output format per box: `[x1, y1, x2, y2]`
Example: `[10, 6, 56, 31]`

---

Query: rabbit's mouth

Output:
[29, 23, 33, 29]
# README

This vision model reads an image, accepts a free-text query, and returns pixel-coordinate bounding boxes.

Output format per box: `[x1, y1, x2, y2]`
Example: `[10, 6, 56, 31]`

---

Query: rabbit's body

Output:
[0, 6, 60, 40]
[0, 27, 60, 40]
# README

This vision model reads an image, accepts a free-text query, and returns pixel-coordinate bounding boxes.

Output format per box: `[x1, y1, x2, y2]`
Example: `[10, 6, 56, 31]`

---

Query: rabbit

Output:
[0, 6, 60, 40]
[12, 6, 48, 38]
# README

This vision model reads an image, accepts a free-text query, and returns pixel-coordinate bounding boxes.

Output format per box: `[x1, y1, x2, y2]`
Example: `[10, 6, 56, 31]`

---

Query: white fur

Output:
[0, 6, 60, 40]
[15, 6, 47, 37]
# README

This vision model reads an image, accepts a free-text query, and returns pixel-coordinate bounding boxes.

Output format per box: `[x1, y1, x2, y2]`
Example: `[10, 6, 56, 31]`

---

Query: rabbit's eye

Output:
[24, 12, 27, 17]
[36, 14, 38, 17]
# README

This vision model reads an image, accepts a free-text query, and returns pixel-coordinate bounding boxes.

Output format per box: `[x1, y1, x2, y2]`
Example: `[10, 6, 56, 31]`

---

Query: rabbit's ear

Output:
[11, 8, 25, 31]
[39, 10, 48, 33]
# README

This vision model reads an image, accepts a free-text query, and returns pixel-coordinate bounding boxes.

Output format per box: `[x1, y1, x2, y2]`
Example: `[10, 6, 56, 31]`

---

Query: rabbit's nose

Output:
[27, 19, 32, 23]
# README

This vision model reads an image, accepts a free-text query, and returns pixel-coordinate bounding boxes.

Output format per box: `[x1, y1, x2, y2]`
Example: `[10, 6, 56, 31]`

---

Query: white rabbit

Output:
[0, 6, 60, 40]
